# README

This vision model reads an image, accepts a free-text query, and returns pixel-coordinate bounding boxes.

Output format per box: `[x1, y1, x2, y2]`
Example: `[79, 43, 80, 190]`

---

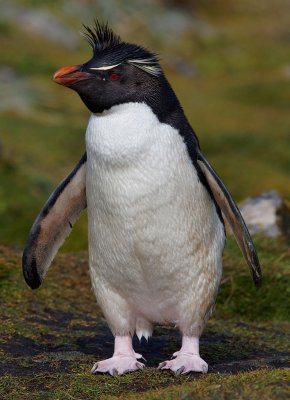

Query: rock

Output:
[239, 191, 290, 238]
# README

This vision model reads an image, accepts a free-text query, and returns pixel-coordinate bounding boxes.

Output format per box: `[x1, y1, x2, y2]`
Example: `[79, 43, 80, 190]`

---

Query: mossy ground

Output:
[0, 236, 289, 399]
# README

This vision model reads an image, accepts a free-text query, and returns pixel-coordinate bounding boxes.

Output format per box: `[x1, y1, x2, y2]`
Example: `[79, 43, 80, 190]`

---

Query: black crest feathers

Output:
[81, 20, 162, 77]
[82, 21, 121, 52]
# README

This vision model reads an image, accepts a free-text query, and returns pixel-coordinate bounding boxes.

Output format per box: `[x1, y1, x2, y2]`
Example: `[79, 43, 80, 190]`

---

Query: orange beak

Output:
[53, 65, 92, 87]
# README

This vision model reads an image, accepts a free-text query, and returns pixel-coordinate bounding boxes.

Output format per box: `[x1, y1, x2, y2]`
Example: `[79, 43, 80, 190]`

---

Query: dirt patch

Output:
[1, 245, 289, 399]
[1, 316, 289, 378]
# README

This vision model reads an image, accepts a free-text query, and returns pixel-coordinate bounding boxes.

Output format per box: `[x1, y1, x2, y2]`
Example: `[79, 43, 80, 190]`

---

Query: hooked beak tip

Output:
[53, 65, 79, 83]
[53, 65, 92, 87]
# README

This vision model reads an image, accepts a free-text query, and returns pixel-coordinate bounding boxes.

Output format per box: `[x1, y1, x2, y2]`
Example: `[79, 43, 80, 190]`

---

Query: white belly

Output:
[85, 102, 225, 336]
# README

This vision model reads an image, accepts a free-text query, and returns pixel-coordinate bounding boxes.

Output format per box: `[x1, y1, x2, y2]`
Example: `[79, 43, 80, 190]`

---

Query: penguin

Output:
[22, 22, 261, 376]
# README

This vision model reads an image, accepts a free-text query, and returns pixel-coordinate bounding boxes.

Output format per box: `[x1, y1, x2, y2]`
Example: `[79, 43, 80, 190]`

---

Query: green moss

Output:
[0, 18, 11, 35]
[0, 241, 289, 399]
[225, 80, 290, 109]
[215, 236, 290, 322]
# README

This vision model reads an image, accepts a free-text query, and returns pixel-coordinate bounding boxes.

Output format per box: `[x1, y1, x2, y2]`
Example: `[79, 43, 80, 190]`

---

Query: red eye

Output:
[109, 72, 120, 81]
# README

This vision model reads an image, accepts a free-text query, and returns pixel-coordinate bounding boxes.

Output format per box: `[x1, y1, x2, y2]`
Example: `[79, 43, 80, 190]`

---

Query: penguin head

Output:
[53, 21, 164, 113]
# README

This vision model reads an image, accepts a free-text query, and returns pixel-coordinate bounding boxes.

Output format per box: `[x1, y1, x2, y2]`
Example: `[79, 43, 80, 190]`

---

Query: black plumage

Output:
[81, 21, 161, 76]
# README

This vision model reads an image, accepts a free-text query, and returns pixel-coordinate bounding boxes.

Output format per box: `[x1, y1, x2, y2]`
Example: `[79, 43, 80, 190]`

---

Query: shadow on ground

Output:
[0, 245, 289, 399]
[1, 312, 289, 378]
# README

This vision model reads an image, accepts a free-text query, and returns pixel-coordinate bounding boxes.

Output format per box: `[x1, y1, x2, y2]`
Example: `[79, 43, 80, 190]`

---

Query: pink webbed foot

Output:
[91, 355, 145, 376]
[91, 335, 145, 376]
[158, 336, 208, 375]
[158, 353, 208, 375]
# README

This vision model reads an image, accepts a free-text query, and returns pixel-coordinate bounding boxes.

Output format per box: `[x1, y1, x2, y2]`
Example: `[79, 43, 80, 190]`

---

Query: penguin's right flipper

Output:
[22, 153, 87, 289]
[197, 151, 262, 287]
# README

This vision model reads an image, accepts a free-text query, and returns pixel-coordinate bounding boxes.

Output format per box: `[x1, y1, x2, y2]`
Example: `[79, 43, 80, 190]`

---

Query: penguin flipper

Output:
[22, 153, 87, 289]
[197, 151, 262, 287]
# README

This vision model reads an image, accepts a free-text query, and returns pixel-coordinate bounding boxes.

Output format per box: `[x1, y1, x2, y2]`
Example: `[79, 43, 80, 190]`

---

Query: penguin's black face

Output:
[54, 61, 159, 113]
[53, 22, 164, 114]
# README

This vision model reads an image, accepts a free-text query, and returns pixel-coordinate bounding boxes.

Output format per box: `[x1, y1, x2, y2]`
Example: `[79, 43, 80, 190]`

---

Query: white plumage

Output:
[85, 102, 225, 340]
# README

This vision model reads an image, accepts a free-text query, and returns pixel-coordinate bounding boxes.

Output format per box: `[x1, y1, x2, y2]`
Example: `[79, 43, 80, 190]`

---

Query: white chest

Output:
[85, 102, 193, 204]
[85, 102, 224, 325]
[86, 102, 158, 167]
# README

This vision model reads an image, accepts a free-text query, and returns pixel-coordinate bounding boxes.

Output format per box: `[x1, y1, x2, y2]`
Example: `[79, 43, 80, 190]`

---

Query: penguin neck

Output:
[142, 76, 200, 151]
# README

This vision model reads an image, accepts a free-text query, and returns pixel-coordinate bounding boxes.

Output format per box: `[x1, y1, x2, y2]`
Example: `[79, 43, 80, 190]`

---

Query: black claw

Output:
[175, 366, 185, 376]
[158, 361, 166, 369]
[91, 363, 98, 374]
[136, 362, 144, 371]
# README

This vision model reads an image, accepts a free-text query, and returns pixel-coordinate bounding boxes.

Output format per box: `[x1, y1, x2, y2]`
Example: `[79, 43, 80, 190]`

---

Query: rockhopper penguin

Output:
[22, 22, 262, 376]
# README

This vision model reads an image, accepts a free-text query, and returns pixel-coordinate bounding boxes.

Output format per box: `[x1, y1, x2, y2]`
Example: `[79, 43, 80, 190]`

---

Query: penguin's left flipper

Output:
[197, 151, 262, 287]
[22, 153, 87, 289]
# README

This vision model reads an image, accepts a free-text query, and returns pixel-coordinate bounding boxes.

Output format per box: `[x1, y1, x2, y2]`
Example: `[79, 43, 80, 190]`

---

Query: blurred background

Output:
[1, 0, 290, 250]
